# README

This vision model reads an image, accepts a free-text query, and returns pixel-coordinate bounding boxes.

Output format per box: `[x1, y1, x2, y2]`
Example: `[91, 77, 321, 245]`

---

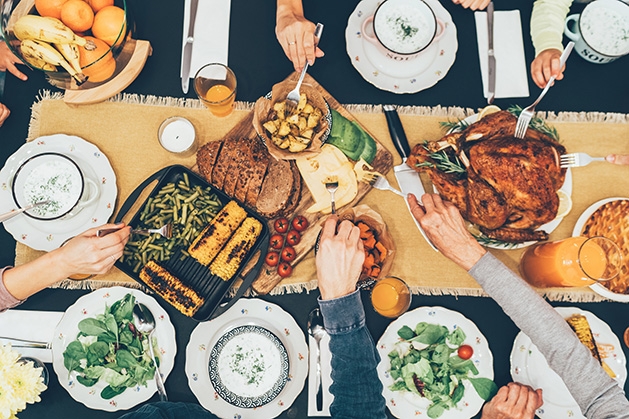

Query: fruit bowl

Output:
[0, 0, 133, 89]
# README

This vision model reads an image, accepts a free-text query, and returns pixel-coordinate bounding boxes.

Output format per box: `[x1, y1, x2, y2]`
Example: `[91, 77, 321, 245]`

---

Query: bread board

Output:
[197, 73, 393, 294]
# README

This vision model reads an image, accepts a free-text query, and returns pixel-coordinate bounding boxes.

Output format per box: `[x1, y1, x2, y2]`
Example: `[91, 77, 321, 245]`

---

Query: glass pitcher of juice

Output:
[520, 236, 622, 288]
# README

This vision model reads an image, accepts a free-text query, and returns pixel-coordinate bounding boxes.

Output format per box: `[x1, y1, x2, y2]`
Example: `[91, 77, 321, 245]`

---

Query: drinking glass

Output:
[370, 276, 411, 318]
[519, 236, 622, 288]
[194, 63, 237, 117]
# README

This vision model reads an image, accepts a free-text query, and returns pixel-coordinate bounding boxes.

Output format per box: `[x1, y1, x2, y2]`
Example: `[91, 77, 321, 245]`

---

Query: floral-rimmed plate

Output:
[0, 134, 117, 251]
[51, 287, 177, 412]
[376, 306, 494, 419]
[185, 298, 308, 419]
[571, 197, 629, 302]
[345, 0, 457, 94]
[209, 324, 290, 408]
[509, 307, 627, 418]
[441, 113, 572, 250]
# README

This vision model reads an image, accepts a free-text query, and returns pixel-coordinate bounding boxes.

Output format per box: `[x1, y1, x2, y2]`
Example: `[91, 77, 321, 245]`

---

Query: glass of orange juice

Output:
[194, 63, 237, 117]
[519, 236, 622, 288]
[370, 276, 411, 318]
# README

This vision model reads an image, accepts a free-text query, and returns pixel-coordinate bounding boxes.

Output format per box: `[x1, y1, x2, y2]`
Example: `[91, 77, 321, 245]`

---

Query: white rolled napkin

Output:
[308, 333, 334, 416]
[475, 10, 529, 100]
[0, 309, 64, 363]
[180, 0, 232, 84]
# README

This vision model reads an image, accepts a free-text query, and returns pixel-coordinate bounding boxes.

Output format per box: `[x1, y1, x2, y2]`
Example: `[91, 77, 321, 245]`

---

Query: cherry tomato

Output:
[286, 230, 301, 246]
[269, 234, 284, 249]
[281, 246, 297, 263]
[265, 251, 280, 267]
[291, 215, 309, 232]
[278, 262, 293, 278]
[274, 217, 290, 234]
[457, 344, 473, 360]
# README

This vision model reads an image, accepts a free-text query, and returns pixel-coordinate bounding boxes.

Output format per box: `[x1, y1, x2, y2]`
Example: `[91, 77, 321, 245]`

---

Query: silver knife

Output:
[181, 0, 199, 94]
[383, 105, 437, 251]
[487, 2, 496, 104]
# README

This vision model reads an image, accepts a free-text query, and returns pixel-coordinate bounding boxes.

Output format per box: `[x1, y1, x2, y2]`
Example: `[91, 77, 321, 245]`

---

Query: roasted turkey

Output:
[408, 111, 567, 243]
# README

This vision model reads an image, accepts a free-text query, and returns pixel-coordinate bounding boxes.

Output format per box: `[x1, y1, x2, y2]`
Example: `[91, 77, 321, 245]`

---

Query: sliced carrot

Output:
[363, 253, 376, 269]
[370, 266, 381, 278]
[375, 241, 387, 261]
[363, 235, 376, 249]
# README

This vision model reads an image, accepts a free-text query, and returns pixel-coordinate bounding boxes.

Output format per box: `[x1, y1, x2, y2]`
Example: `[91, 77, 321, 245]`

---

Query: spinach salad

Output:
[387, 322, 498, 418]
[62, 293, 159, 399]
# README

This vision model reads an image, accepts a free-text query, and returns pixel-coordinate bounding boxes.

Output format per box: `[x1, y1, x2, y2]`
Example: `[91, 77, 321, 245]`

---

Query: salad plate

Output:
[51, 287, 177, 412]
[443, 113, 572, 250]
[345, 0, 457, 94]
[571, 197, 629, 302]
[185, 298, 308, 419]
[509, 307, 627, 418]
[376, 306, 494, 419]
[0, 134, 117, 251]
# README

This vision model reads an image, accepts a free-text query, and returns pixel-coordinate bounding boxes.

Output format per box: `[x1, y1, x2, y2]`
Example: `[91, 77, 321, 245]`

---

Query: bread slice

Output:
[256, 158, 296, 219]
[212, 137, 240, 190]
[223, 138, 249, 197]
[283, 161, 302, 216]
[196, 140, 223, 184]
[245, 138, 271, 208]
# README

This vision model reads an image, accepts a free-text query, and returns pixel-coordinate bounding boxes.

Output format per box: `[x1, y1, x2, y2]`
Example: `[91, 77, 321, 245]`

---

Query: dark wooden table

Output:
[1, 0, 628, 418]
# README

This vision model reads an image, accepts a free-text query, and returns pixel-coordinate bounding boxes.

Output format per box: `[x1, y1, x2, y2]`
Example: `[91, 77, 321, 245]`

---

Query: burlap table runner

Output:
[16, 92, 629, 301]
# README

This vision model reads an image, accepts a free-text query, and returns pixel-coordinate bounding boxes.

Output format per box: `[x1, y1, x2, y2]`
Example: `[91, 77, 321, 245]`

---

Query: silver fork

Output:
[371, 173, 405, 197]
[97, 223, 173, 239]
[285, 23, 324, 112]
[324, 176, 339, 214]
[514, 41, 574, 139]
[560, 152, 606, 168]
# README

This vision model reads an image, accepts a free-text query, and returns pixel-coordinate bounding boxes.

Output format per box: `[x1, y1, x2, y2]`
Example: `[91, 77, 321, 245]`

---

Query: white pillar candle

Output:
[158, 117, 198, 156]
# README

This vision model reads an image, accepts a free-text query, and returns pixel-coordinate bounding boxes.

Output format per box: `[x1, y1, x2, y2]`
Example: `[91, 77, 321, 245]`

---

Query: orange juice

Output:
[371, 276, 411, 318]
[193, 63, 237, 117]
[520, 236, 615, 287]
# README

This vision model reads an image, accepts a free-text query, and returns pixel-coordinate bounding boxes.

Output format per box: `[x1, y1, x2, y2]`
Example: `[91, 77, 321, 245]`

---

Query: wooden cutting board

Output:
[203, 73, 393, 294]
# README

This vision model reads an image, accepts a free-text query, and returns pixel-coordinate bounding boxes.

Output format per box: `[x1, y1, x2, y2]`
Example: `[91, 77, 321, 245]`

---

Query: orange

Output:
[60, 0, 94, 33]
[79, 36, 116, 82]
[35, 0, 69, 19]
[86, 0, 114, 12]
[92, 5, 126, 47]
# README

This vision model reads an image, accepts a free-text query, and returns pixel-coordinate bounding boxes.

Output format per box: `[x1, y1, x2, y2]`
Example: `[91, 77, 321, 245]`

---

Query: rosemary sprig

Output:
[439, 119, 469, 133]
[507, 105, 560, 142]
[473, 233, 521, 249]
[429, 150, 466, 174]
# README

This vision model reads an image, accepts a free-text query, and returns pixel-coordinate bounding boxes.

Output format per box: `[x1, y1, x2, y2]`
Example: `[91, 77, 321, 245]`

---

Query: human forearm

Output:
[276, 0, 304, 23]
[530, 0, 573, 55]
[319, 291, 386, 419]
[2, 252, 69, 300]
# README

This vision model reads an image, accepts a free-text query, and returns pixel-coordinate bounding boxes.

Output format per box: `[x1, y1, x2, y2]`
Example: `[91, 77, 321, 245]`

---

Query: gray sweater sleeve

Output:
[469, 252, 629, 419]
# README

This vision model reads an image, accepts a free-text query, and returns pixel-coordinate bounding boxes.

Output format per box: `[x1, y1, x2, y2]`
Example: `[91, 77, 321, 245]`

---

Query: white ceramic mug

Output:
[362, 0, 445, 61]
[11, 152, 100, 221]
[564, 0, 629, 64]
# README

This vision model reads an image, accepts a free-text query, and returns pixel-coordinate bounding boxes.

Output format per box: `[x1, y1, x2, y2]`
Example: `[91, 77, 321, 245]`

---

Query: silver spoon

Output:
[308, 307, 327, 411]
[0, 200, 51, 223]
[132, 303, 168, 401]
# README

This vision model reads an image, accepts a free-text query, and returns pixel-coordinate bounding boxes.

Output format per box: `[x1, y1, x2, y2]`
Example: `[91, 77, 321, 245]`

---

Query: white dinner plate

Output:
[445, 114, 572, 250]
[376, 306, 494, 419]
[345, 0, 458, 94]
[185, 298, 308, 419]
[509, 307, 627, 418]
[571, 197, 629, 302]
[51, 287, 177, 412]
[0, 134, 117, 251]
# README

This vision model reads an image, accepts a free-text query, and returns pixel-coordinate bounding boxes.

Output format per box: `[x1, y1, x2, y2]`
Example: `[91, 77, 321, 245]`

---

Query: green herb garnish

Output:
[507, 105, 560, 141]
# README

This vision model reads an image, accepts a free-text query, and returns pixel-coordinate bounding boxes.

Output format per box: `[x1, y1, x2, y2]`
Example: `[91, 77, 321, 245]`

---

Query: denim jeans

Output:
[118, 401, 213, 418]
[319, 290, 387, 419]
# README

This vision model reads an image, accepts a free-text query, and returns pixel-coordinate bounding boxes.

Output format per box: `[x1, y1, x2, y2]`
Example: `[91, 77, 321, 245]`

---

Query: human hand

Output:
[606, 154, 629, 165]
[315, 215, 364, 300]
[408, 193, 486, 270]
[451, 0, 491, 10]
[481, 382, 543, 419]
[53, 223, 131, 277]
[0, 42, 27, 81]
[531, 48, 564, 89]
[276, 1, 324, 72]
[0, 103, 9, 127]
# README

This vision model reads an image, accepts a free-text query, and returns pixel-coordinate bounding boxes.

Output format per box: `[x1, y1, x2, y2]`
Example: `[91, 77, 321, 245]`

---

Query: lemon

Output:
[556, 190, 573, 218]
[478, 105, 501, 120]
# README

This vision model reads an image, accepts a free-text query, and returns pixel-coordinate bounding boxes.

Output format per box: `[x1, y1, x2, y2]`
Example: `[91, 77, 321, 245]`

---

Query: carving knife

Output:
[181, 0, 199, 94]
[383, 105, 437, 251]
[487, 1, 495, 104]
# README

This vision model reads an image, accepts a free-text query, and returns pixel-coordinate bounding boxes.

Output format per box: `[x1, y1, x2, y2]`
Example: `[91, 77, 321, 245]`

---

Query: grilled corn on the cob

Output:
[139, 260, 204, 317]
[566, 314, 616, 378]
[188, 201, 247, 266]
[210, 217, 262, 281]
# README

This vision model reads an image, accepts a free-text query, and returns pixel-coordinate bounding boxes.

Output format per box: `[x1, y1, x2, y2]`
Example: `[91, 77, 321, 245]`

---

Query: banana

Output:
[20, 39, 88, 85]
[13, 15, 88, 46]
[54, 42, 81, 75]
[20, 48, 57, 72]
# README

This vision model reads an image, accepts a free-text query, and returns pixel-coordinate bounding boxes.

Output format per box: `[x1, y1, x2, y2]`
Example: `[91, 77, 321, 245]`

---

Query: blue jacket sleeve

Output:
[319, 290, 387, 419]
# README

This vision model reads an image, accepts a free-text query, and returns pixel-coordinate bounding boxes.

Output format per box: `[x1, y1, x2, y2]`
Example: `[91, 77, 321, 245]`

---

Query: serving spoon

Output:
[132, 303, 168, 401]
[308, 307, 327, 411]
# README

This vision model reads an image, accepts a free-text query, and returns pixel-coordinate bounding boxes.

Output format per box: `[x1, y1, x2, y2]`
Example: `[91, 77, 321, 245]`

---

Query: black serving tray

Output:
[114, 165, 269, 321]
